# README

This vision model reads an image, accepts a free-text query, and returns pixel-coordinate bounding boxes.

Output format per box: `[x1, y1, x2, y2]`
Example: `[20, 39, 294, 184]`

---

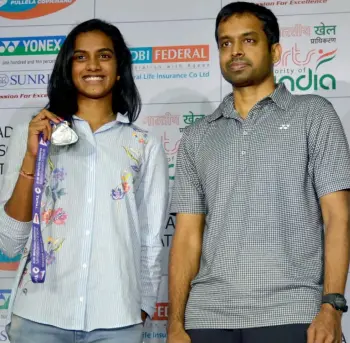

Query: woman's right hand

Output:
[26, 109, 61, 158]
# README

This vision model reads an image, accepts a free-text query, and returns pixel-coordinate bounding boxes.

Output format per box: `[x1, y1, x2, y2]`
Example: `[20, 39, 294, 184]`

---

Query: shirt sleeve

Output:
[170, 128, 206, 214]
[0, 122, 32, 258]
[307, 97, 350, 198]
[136, 136, 169, 318]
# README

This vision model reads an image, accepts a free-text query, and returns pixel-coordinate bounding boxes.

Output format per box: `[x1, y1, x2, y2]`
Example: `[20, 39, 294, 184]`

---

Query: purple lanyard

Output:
[30, 134, 50, 283]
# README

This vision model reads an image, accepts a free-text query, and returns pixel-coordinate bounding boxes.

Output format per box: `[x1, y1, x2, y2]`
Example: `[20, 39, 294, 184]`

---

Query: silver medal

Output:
[51, 121, 78, 146]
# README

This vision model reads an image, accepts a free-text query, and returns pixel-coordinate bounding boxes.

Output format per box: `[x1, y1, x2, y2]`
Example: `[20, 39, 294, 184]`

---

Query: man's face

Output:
[217, 13, 280, 88]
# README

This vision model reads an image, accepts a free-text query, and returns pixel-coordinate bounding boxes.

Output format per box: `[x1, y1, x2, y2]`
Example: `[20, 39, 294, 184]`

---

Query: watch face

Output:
[335, 296, 346, 309]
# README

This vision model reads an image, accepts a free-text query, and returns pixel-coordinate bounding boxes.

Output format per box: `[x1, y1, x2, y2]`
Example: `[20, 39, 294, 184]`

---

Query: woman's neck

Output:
[76, 95, 116, 131]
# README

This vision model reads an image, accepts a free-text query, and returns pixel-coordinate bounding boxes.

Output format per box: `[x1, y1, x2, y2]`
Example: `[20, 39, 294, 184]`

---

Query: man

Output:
[0, 19, 169, 342]
[168, 2, 350, 343]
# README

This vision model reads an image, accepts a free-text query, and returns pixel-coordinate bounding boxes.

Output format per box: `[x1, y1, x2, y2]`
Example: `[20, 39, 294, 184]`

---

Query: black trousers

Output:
[187, 324, 310, 343]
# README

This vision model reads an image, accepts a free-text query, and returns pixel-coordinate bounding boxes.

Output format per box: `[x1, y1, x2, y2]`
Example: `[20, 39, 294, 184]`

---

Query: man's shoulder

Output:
[182, 101, 226, 138]
[288, 92, 338, 126]
[290, 92, 334, 111]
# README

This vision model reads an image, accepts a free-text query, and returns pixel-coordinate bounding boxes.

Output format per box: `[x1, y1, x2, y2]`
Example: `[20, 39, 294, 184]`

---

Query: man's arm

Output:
[168, 213, 205, 334]
[167, 125, 206, 342]
[305, 97, 350, 343]
[321, 190, 350, 297]
[307, 190, 350, 343]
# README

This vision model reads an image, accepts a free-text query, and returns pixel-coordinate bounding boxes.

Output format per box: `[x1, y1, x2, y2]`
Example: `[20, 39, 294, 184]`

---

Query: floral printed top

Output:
[0, 114, 169, 331]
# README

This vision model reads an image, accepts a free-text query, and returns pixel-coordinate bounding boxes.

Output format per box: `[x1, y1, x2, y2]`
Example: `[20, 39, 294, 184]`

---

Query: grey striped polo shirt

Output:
[171, 83, 350, 330]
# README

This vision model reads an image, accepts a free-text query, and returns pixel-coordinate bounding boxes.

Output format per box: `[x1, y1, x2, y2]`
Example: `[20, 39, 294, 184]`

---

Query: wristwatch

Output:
[322, 293, 348, 313]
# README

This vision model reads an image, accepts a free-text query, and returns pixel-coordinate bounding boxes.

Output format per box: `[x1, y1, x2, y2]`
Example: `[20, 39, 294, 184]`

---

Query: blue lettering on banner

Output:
[0, 72, 50, 87]
[130, 47, 153, 64]
[0, 330, 7, 342]
[134, 71, 210, 80]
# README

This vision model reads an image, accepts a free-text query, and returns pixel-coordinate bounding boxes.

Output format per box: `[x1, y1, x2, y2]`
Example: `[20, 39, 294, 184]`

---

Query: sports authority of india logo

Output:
[0, 0, 76, 20]
[275, 48, 337, 92]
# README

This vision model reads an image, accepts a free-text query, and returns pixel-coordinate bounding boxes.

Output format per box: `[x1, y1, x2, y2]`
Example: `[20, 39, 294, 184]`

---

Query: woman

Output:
[0, 19, 169, 343]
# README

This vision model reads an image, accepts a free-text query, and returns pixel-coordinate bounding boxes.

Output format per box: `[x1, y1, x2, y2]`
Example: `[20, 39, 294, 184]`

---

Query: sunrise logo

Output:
[0, 0, 76, 20]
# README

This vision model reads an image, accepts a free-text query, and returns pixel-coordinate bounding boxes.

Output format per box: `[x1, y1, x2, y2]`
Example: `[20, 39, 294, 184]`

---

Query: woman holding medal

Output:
[0, 19, 169, 343]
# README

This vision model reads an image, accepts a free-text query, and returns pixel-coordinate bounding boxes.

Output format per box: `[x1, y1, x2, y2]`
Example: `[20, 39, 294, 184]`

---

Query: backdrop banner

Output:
[0, 1, 349, 342]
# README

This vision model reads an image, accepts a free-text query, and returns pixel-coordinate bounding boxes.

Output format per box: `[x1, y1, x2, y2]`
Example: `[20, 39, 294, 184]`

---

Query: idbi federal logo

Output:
[0, 0, 76, 20]
[131, 45, 211, 80]
[0, 36, 65, 56]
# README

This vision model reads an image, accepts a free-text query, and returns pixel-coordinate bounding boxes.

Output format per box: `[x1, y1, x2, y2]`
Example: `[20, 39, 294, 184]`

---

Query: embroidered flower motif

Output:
[46, 250, 56, 265]
[45, 237, 65, 266]
[51, 208, 68, 225]
[122, 182, 131, 192]
[42, 208, 67, 225]
[46, 168, 67, 201]
[111, 172, 132, 200]
[131, 165, 140, 173]
[111, 186, 124, 200]
[52, 168, 66, 182]
[123, 146, 142, 173]
[132, 127, 148, 145]
[42, 209, 53, 224]
[47, 236, 54, 243]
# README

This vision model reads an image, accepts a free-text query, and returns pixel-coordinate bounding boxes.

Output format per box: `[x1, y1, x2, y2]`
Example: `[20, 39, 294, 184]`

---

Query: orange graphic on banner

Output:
[0, 261, 19, 271]
[152, 302, 168, 321]
[0, 1, 76, 20]
[153, 45, 209, 63]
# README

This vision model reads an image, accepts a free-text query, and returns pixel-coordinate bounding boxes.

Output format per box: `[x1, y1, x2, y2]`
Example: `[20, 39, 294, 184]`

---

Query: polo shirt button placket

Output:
[241, 125, 249, 170]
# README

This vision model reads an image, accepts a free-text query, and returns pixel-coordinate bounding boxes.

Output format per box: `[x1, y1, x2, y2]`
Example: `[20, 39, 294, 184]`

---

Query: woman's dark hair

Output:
[215, 1, 280, 49]
[46, 18, 141, 124]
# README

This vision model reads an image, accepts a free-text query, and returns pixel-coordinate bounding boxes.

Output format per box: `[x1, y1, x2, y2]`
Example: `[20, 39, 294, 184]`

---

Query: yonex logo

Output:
[0, 36, 65, 56]
[279, 124, 290, 130]
[0, 40, 20, 54]
[0, 289, 11, 310]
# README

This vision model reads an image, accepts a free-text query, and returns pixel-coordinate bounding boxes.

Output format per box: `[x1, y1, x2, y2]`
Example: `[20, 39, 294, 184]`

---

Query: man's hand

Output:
[167, 322, 191, 343]
[307, 304, 342, 343]
[167, 331, 191, 343]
